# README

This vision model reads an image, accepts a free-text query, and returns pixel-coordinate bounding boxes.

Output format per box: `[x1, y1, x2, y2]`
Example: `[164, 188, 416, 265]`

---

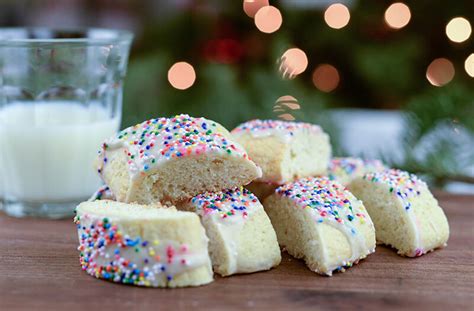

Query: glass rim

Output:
[0, 27, 134, 46]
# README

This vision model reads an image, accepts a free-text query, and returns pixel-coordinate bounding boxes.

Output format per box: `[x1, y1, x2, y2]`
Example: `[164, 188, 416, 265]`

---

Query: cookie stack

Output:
[76, 114, 280, 287]
[230, 120, 449, 275]
[75, 115, 450, 285]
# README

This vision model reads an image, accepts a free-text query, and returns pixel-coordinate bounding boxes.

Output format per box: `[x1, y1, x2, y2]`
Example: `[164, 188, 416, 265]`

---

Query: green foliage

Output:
[391, 84, 474, 186]
[353, 37, 425, 96]
[403, 84, 474, 143]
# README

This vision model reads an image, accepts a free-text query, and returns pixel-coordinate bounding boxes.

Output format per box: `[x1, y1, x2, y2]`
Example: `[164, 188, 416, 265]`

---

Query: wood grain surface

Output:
[0, 192, 473, 311]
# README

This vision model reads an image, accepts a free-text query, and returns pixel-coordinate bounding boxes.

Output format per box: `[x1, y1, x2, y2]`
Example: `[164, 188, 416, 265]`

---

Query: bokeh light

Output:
[446, 17, 472, 43]
[278, 113, 296, 121]
[312, 64, 340, 92]
[426, 58, 455, 87]
[465, 54, 474, 77]
[168, 62, 196, 90]
[254, 6, 282, 33]
[279, 48, 308, 79]
[275, 95, 300, 110]
[243, 0, 269, 18]
[324, 3, 350, 29]
[384, 3, 411, 29]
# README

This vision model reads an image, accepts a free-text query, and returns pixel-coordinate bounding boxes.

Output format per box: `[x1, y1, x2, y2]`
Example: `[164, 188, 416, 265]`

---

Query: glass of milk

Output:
[0, 28, 133, 218]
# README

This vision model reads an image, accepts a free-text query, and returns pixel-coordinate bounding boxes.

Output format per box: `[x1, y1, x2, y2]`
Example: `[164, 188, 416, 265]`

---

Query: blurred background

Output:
[0, 0, 473, 192]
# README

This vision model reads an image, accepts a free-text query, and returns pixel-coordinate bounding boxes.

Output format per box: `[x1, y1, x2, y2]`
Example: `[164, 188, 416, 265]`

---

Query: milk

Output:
[0, 102, 120, 202]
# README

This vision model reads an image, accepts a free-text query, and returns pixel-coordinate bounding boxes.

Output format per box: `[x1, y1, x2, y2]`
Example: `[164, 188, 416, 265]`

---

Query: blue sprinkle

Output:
[126, 238, 141, 247]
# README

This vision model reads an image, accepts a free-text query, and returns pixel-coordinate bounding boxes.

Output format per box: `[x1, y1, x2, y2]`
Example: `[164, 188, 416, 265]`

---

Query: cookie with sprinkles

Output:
[74, 200, 213, 287]
[179, 187, 281, 276]
[96, 114, 262, 204]
[328, 157, 387, 187]
[231, 119, 331, 184]
[263, 177, 376, 276]
[351, 169, 450, 257]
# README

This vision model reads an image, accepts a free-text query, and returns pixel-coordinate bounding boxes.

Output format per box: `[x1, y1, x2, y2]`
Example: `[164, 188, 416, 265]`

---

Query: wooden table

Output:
[1, 192, 473, 310]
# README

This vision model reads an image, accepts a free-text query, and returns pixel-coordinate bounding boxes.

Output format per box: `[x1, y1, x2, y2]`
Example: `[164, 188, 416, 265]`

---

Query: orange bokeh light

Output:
[324, 3, 350, 29]
[312, 64, 340, 92]
[384, 3, 411, 29]
[254, 6, 282, 33]
[168, 62, 196, 90]
[275, 95, 300, 110]
[279, 48, 308, 79]
[243, 0, 269, 18]
[426, 58, 455, 87]
[278, 113, 296, 121]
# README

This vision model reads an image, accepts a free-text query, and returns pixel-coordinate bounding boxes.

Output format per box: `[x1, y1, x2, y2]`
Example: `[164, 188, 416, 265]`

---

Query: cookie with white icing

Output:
[231, 120, 331, 184]
[97, 114, 262, 204]
[328, 157, 387, 187]
[179, 187, 281, 276]
[350, 169, 449, 257]
[263, 177, 375, 276]
[75, 200, 213, 287]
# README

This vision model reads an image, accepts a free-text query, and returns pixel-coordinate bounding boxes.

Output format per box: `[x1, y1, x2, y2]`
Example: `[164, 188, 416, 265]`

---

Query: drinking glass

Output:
[0, 28, 133, 218]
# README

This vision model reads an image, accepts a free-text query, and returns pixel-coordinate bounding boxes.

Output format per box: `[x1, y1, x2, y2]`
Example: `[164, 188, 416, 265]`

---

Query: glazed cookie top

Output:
[231, 119, 323, 141]
[362, 169, 426, 211]
[98, 114, 250, 179]
[190, 187, 259, 221]
[276, 177, 368, 226]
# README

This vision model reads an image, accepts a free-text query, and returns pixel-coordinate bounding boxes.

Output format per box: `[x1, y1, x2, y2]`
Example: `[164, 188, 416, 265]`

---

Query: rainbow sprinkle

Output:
[363, 169, 425, 211]
[74, 213, 196, 287]
[98, 114, 249, 177]
[328, 157, 365, 181]
[231, 119, 322, 138]
[276, 177, 367, 226]
[89, 185, 114, 201]
[190, 187, 258, 220]
[328, 157, 387, 184]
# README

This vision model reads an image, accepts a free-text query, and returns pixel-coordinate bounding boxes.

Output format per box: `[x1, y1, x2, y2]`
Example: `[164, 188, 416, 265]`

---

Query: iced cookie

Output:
[97, 114, 261, 204]
[179, 187, 281, 276]
[264, 177, 375, 276]
[75, 200, 213, 287]
[350, 169, 449, 257]
[231, 120, 331, 184]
